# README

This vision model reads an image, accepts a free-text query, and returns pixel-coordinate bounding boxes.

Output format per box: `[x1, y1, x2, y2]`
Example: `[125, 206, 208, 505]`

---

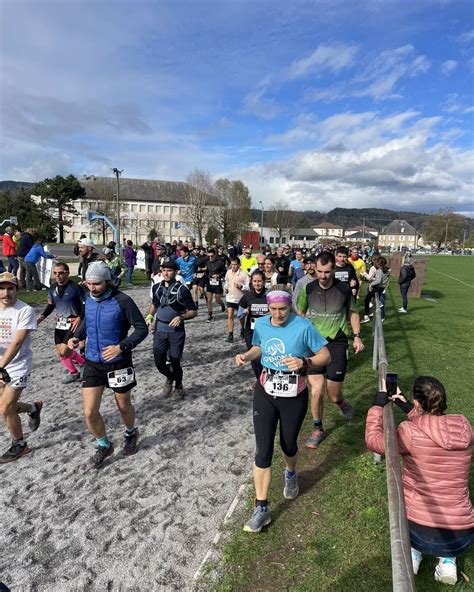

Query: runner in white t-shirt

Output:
[223, 257, 249, 343]
[0, 272, 42, 463]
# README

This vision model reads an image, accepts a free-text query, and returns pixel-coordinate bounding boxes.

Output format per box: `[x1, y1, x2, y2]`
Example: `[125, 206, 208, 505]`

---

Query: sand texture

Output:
[0, 288, 255, 591]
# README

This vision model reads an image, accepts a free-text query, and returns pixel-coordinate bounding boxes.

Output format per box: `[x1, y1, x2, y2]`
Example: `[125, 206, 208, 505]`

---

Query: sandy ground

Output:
[0, 287, 256, 592]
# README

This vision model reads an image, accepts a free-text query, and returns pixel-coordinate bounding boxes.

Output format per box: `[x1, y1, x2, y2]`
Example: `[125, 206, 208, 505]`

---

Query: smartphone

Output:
[386, 373, 397, 396]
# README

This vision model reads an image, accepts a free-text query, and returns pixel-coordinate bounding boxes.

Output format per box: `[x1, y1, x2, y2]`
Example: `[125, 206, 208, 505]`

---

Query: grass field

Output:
[200, 255, 474, 592]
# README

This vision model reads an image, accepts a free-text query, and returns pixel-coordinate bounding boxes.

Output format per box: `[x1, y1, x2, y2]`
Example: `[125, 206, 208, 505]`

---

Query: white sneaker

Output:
[434, 557, 457, 585]
[361, 315, 370, 323]
[398, 307, 407, 314]
[411, 548, 422, 575]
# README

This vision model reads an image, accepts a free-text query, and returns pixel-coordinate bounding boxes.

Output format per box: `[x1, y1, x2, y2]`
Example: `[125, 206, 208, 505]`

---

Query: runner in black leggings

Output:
[235, 290, 330, 533]
[238, 270, 268, 380]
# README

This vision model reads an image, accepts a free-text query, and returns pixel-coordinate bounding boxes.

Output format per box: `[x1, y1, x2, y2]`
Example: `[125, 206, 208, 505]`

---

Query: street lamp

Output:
[112, 167, 123, 249]
[259, 200, 264, 250]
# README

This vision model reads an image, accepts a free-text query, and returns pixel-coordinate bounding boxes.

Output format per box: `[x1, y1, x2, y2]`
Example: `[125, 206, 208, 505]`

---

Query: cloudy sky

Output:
[1, 0, 473, 214]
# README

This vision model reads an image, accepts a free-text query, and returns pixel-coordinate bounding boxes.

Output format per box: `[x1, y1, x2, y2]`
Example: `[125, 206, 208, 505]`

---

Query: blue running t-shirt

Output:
[176, 256, 197, 284]
[252, 312, 327, 372]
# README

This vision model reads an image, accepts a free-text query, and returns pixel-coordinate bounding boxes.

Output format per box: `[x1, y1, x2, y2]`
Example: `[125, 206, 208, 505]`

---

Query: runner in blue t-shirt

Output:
[235, 290, 329, 533]
[176, 247, 197, 288]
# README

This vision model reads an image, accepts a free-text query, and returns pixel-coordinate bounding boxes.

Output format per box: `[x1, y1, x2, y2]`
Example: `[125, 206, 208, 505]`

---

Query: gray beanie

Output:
[85, 261, 112, 282]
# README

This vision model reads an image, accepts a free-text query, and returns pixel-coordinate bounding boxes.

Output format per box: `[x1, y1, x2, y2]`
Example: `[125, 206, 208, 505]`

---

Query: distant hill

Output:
[0, 180, 35, 192]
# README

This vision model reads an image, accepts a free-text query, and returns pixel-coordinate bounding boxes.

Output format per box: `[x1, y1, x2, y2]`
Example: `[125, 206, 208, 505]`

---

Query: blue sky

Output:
[1, 0, 473, 214]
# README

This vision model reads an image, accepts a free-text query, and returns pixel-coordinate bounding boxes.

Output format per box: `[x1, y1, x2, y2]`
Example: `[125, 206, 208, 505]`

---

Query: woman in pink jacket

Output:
[366, 376, 473, 586]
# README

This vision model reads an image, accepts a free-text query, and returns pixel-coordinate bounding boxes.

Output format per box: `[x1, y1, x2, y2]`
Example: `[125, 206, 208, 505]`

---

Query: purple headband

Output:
[266, 290, 292, 306]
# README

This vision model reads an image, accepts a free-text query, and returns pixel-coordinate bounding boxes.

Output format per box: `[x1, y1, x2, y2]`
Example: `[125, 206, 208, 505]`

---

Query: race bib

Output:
[56, 317, 72, 330]
[10, 375, 29, 389]
[107, 367, 135, 389]
[209, 278, 220, 286]
[263, 372, 298, 397]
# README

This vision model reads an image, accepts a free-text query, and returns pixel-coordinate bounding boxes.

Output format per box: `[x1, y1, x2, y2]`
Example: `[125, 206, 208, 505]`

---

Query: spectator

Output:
[17, 227, 35, 288]
[141, 240, 154, 280]
[124, 240, 137, 285]
[24, 238, 55, 291]
[398, 250, 416, 314]
[1, 227, 19, 276]
[366, 377, 473, 585]
[78, 238, 99, 282]
[103, 248, 124, 287]
[74, 233, 87, 277]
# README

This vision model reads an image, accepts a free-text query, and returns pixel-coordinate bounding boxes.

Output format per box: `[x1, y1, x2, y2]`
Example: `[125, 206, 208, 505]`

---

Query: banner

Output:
[37, 256, 53, 288]
[136, 249, 146, 270]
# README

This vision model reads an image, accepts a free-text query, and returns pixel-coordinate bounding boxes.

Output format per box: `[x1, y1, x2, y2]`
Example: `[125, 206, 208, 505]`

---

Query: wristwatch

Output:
[353, 333, 361, 339]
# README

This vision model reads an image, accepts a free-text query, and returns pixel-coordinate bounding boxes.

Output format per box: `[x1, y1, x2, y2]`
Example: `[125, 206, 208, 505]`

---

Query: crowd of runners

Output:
[0, 236, 471, 586]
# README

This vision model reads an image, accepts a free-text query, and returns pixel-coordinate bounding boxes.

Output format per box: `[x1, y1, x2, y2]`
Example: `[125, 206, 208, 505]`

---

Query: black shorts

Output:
[206, 282, 223, 295]
[153, 330, 186, 359]
[82, 359, 137, 394]
[192, 274, 207, 287]
[226, 302, 239, 310]
[308, 334, 348, 382]
[54, 328, 75, 346]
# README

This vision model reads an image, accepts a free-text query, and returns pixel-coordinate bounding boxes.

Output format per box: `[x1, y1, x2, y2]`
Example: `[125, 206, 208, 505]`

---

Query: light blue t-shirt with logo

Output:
[252, 312, 327, 372]
[176, 256, 197, 284]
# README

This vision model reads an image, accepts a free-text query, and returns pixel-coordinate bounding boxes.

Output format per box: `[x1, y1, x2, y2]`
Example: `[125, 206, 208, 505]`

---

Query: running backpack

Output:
[153, 280, 186, 312]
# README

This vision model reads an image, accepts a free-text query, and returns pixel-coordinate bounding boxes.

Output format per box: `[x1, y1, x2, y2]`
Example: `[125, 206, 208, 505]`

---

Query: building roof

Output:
[289, 228, 319, 237]
[381, 219, 417, 235]
[313, 222, 343, 229]
[347, 231, 378, 240]
[79, 176, 220, 206]
[345, 225, 378, 233]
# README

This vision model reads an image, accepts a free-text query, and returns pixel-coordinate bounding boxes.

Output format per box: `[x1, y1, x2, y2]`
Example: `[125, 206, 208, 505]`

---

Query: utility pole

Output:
[259, 200, 264, 250]
[444, 221, 449, 249]
[112, 168, 123, 250]
[462, 228, 467, 255]
[362, 217, 366, 240]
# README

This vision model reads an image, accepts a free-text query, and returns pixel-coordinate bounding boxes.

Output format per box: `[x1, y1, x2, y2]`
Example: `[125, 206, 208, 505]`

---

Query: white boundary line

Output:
[429, 267, 474, 288]
[192, 477, 252, 586]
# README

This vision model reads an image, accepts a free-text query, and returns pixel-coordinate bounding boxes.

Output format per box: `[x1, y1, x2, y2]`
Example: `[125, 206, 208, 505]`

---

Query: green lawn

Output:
[200, 255, 474, 592]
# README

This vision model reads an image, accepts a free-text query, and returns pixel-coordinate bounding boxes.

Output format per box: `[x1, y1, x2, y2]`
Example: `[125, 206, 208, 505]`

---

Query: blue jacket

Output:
[24, 243, 54, 264]
[75, 289, 148, 364]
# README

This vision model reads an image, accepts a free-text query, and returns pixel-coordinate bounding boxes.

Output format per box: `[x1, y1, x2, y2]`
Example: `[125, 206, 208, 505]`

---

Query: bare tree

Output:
[185, 169, 214, 245]
[267, 201, 305, 245]
[213, 178, 252, 245]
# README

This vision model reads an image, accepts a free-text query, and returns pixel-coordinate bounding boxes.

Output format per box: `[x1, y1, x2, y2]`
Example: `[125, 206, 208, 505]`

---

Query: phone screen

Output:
[386, 372, 397, 396]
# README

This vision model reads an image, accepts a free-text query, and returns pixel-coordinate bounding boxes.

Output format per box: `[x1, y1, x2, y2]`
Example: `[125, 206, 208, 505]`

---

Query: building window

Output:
[400, 236, 405, 241]
[148, 205, 154, 213]
[172, 206, 178, 214]
[164, 206, 170, 214]
[156, 205, 162, 213]
[180, 206, 186, 214]
[131, 204, 138, 213]
[269, 237, 274, 243]
[389, 236, 394, 241]
[139, 205, 146, 213]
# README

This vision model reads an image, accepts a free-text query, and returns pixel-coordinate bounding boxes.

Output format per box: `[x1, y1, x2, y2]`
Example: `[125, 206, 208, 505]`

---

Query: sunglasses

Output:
[53, 271, 68, 275]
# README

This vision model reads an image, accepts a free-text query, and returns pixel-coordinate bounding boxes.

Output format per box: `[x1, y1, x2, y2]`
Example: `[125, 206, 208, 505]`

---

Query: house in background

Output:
[344, 225, 379, 238]
[312, 222, 344, 238]
[288, 228, 319, 247]
[344, 230, 378, 243]
[378, 219, 418, 250]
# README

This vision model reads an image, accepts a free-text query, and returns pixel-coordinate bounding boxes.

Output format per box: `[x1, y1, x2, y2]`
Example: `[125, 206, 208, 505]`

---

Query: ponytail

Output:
[412, 376, 447, 415]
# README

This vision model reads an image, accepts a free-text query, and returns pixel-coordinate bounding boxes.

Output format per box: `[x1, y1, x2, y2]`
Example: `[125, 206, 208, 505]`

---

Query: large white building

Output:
[61, 176, 218, 245]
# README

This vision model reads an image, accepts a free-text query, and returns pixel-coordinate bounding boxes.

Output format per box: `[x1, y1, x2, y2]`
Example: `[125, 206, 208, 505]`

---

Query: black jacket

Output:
[17, 232, 35, 258]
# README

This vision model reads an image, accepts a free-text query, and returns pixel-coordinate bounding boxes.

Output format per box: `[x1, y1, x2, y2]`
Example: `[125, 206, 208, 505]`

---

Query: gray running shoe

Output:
[305, 428, 326, 449]
[62, 373, 80, 384]
[28, 400, 43, 432]
[123, 429, 139, 456]
[162, 380, 173, 397]
[226, 333, 234, 343]
[339, 400, 355, 420]
[171, 386, 185, 401]
[243, 506, 272, 533]
[283, 471, 299, 500]
[0, 442, 31, 464]
[91, 443, 114, 469]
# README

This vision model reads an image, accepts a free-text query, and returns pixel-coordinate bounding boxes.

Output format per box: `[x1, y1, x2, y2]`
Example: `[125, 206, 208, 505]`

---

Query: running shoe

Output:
[162, 380, 173, 397]
[62, 373, 80, 384]
[123, 429, 139, 456]
[305, 428, 326, 448]
[91, 443, 114, 469]
[411, 548, 422, 575]
[243, 505, 272, 533]
[207, 315, 213, 323]
[339, 400, 355, 420]
[360, 315, 371, 324]
[226, 333, 234, 343]
[434, 558, 457, 585]
[398, 307, 408, 314]
[0, 442, 31, 464]
[171, 386, 185, 401]
[221, 303, 226, 312]
[283, 471, 299, 500]
[27, 400, 43, 432]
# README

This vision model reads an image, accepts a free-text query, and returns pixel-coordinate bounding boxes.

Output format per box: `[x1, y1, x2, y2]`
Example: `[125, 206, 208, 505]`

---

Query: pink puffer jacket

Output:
[366, 406, 474, 530]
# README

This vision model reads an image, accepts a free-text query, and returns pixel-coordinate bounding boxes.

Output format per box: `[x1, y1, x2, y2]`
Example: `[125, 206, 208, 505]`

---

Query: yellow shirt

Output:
[240, 255, 257, 273]
[349, 257, 366, 281]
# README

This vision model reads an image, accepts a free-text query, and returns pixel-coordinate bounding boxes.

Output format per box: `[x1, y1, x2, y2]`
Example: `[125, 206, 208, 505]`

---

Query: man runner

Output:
[147, 258, 197, 400]
[223, 257, 249, 342]
[37, 262, 86, 384]
[297, 251, 364, 448]
[205, 249, 226, 322]
[334, 246, 359, 298]
[0, 272, 42, 463]
[68, 261, 148, 468]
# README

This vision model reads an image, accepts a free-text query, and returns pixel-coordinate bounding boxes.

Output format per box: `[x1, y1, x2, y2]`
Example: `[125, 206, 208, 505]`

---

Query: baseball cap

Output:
[79, 238, 96, 249]
[0, 272, 18, 285]
[103, 247, 113, 255]
[85, 261, 112, 282]
[160, 258, 179, 270]
[303, 255, 316, 263]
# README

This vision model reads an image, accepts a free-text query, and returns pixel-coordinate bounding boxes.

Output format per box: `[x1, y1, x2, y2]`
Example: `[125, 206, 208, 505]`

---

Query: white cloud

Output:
[442, 93, 474, 114]
[243, 88, 282, 119]
[440, 60, 458, 75]
[287, 43, 358, 80]
[457, 30, 474, 44]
